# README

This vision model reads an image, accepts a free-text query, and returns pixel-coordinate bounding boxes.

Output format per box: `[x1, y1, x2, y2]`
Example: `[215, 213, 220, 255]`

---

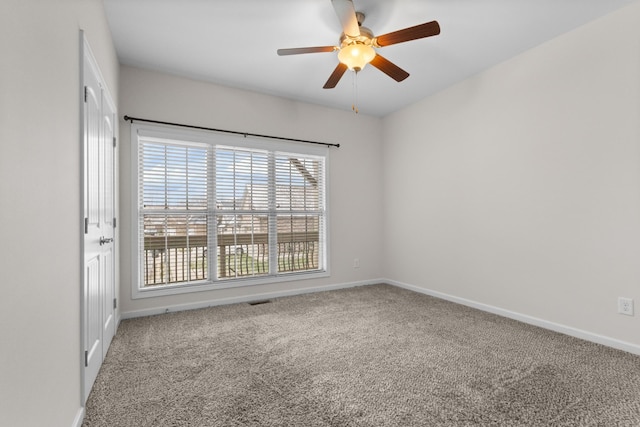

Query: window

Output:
[131, 124, 328, 298]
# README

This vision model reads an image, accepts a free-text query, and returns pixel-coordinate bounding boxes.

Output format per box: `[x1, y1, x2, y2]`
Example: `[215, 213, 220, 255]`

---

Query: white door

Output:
[82, 37, 116, 402]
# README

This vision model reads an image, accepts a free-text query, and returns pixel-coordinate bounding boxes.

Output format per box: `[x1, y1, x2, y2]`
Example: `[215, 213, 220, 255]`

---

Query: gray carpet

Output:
[83, 284, 640, 426]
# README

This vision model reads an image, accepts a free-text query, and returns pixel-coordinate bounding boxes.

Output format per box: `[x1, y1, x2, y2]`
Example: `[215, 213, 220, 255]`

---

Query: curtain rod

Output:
[123, 115, 340, 148]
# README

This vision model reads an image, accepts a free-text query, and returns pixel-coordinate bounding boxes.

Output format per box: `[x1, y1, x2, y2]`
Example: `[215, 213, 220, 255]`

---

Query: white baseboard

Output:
[71, 407, 84, 427]
[385, 279, 640, 356]
[120, 278, 639, 356]
[121, 279, 380, 320]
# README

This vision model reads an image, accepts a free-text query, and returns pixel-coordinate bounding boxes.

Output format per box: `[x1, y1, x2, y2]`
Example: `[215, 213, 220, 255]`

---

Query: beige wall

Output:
[118, 65, 384, 316]
[0, 1, 118, 426]
[383, 2, 640, 350]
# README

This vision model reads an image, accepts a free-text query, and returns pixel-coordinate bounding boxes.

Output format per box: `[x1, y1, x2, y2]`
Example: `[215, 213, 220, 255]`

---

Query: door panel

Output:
[84, 255, 101, 390]
[101, 94, 116, 356]
[83, 50, 103, 399]
[102, 247, 114, 356]
[86, 83, 101, 229]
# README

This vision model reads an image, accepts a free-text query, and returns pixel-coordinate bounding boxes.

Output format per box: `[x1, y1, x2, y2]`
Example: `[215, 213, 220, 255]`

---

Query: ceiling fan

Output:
[277, 0, 441, 89]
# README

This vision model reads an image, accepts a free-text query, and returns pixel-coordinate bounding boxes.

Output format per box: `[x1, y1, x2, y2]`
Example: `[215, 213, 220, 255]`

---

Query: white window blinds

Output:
[140, 141, 210, 285]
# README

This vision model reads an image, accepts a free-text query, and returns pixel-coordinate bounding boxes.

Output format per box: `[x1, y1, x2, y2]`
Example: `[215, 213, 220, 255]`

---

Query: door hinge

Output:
[84, 86, 87, 103]
[84, 217, 89, 234]
[113, 217, 116, 228]
[113, 298, 117, 309]
[84, 350, 88, 367]
[113, 136, 116, 148]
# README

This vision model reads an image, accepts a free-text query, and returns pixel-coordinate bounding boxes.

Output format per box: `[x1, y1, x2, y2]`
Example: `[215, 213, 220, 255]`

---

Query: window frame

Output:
[130, 123, 330, 299]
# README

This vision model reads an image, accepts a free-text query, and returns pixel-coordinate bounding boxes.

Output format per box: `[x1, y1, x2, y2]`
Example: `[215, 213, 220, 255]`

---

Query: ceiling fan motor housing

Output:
[339, 26, 374, 48]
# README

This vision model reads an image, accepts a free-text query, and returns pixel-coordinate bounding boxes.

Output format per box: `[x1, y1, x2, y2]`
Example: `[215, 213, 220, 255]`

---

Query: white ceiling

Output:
[104, 0, 636, 117]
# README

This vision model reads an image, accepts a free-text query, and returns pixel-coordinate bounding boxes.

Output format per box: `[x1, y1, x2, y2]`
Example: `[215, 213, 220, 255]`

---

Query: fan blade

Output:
[375, 21, 440, 47]
[277, 46, 337, 56]
[323, 63, 348, 89]
[370, 54, 410, 82]
[331, 0, 360, 37]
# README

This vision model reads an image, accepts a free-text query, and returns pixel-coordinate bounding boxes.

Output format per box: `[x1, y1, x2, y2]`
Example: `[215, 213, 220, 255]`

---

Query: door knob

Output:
[99, 236, 114, 246]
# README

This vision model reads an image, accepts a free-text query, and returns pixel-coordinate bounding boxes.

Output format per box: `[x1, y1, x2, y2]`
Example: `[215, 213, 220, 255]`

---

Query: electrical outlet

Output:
[618, 297, 634, 316]
[353, 258, 360, 268]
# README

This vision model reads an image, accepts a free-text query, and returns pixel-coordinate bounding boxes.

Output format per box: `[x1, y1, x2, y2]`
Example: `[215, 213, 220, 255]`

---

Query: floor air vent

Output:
[248, 300, 271, 306]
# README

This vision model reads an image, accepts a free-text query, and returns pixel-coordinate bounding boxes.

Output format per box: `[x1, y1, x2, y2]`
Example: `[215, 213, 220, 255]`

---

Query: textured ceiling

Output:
[104, 0, 636, 117]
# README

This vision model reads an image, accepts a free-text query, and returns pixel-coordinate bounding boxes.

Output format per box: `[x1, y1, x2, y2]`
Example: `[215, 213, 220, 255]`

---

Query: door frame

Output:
[79, 30, 119, 404]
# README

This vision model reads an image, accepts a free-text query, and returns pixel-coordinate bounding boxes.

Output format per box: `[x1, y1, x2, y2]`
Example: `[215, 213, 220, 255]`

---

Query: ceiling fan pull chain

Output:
[352, 70, 359, 114]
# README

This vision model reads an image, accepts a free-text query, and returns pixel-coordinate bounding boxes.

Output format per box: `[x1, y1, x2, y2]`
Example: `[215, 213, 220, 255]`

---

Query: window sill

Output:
[131, 270, 330, 300]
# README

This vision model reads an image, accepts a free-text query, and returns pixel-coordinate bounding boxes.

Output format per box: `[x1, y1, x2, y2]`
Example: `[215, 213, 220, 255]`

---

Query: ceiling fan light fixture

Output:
[338, 43, 375, 71]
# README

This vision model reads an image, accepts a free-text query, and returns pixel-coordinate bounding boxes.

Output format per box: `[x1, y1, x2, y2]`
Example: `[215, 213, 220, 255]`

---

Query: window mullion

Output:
[209, 145, 218, 282]
[268, 151, 278, 275]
